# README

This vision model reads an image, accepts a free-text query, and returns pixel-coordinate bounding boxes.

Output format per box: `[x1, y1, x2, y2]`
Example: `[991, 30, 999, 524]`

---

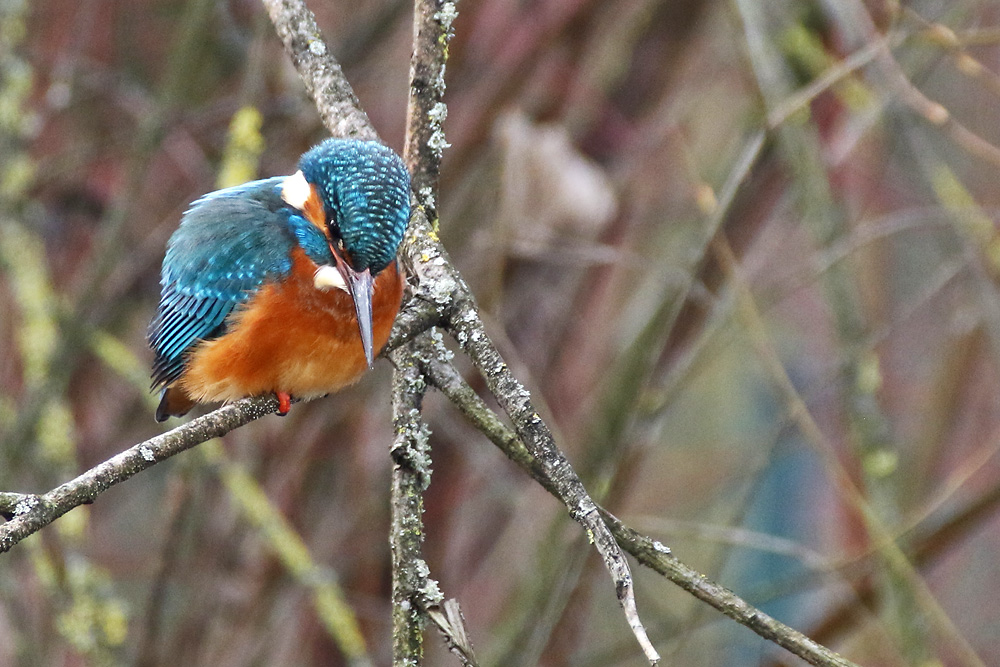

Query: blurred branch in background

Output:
[3, 0, 1000, 665]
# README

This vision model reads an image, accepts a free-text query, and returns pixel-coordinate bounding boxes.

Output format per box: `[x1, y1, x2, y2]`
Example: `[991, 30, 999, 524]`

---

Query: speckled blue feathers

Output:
[148, 177, 332, 387]
[300, 139, 410, 273]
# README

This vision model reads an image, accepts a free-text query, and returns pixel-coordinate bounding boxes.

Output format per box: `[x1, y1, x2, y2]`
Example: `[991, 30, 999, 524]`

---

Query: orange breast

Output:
[178, 247, 404, 403]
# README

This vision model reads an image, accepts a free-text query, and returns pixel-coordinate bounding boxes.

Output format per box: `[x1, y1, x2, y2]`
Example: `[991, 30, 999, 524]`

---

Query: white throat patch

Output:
[314, 265, 349, 293]
[282, 170, 312, 211]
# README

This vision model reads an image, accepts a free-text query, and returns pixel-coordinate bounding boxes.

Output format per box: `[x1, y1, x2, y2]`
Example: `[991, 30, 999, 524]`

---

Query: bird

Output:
[147, 138, 410, 422]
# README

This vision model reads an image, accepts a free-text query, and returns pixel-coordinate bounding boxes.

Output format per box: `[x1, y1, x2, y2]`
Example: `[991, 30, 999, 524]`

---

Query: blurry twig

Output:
[767, 33, 891, 128]
[711, 236, 986, 667]
[847, 1, 1000, 169]
[202, 439, 374, 666]
[629, 516, 832, 569]
[2, 0, 218, 463]
[414, 347, 858, 667]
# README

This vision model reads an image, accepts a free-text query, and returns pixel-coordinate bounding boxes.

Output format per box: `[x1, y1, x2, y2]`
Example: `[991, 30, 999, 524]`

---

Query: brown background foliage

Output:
[3, 0, 1000, 665]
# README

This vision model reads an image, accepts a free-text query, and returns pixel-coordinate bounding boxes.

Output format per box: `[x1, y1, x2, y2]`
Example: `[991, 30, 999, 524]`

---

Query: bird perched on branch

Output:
[148, 138, 410, 422]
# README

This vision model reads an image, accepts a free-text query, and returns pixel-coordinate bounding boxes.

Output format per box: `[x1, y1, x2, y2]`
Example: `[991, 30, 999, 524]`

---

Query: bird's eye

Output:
[325, 220, 341, 242]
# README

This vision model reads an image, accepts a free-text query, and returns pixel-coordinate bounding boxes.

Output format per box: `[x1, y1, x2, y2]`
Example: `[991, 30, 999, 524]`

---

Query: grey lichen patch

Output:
[14, 494, 39, 516]
[399, 367, 428, 396]
[417, 186, 436, 211]
[427, 125, 451, 156]
[398, 503, 425, 536]
[424, 271, 457, 308]
[428, 102, 448, 125]
[308, 40, 326, 56]
[650, 540, 672, 556]
[450, 308, 482, 349]
[432, 63, 448, 96]
[426, 328, 454, 362]
[434, 1, 458, 33]
[392, 407, 433, 490]
[419, 574, 444, 607]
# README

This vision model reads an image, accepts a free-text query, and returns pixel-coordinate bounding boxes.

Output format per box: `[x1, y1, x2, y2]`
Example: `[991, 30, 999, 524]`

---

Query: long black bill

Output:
[345, 267, 375, 367]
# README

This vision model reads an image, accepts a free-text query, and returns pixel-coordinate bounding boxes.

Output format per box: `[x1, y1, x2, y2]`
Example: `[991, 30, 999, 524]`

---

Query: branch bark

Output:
[388, 342, 434, 663]
[0, 396, 277, 552]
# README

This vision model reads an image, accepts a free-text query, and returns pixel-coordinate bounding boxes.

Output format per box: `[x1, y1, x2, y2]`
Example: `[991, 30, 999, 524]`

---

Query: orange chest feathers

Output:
[179, 247, 405, 403]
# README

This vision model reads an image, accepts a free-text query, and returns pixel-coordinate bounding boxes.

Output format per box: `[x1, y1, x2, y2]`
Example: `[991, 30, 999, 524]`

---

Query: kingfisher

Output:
[148, 138, 410, 422]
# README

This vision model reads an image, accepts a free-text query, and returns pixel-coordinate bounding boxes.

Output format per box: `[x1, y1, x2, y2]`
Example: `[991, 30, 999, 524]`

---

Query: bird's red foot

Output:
[277, 392, 292, 416]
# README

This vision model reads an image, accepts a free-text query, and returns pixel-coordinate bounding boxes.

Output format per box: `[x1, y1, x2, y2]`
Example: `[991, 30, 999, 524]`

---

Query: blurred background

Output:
[2, 0, 1000, 664]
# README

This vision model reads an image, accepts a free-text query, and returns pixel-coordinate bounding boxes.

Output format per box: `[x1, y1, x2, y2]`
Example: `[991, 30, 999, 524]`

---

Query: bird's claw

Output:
[277, 392, 292, 416]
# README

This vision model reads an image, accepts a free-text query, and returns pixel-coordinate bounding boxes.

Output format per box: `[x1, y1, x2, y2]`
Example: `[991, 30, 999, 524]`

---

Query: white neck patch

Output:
[282, 170, 313, 211]
[314, 264, 349, 293]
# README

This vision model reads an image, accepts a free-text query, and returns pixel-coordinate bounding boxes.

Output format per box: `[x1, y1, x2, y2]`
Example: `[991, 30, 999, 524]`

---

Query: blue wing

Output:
[148, 177, 333, 387]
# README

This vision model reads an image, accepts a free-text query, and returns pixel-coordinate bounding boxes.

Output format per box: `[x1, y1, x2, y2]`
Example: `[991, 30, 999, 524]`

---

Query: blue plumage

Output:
[149, 177, 333, 386]
[148, 139, 411, 394]
[299, 139, 410, 273]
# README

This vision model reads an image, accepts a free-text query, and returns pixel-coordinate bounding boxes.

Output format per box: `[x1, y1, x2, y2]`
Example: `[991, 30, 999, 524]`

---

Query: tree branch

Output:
[386, 1, 483, 664]
[262, 0, 376, 141]
[388, 341, 435, 663]
[0, 396, 278, 552]
[415, 345, 861, 667]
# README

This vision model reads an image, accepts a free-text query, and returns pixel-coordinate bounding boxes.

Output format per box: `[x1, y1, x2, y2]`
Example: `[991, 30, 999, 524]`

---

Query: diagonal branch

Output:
[0, 396, 279, 552]
[415, 343, 861, 667]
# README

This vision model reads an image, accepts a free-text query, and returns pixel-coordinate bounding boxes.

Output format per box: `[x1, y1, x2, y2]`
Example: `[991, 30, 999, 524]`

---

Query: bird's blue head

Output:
[298, 138, 410, 274]
[289, 138, 410, 367]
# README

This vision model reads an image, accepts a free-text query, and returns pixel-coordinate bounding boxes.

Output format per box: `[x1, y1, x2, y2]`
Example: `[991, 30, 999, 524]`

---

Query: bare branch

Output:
[600, 513, 862, 667]
[389, 341, 434, 663]
[0, 396, 278, 552]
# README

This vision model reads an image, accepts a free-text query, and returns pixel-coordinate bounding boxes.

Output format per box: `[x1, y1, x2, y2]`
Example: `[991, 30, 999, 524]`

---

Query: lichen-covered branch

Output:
[388, 344, 434, 663]
[386, 1, 467, 664]
[262, 0, 375, 141]
[404, 0, 457, 217]
[0, 396, 278, 552]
